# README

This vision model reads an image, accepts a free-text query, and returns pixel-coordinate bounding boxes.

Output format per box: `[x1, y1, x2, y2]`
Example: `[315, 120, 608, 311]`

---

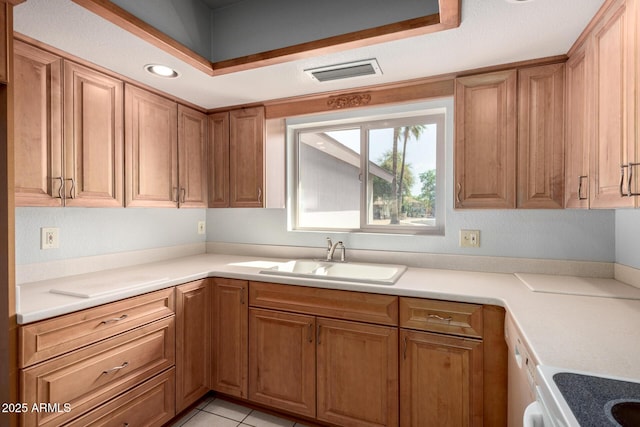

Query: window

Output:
[287, 102, 446, 234]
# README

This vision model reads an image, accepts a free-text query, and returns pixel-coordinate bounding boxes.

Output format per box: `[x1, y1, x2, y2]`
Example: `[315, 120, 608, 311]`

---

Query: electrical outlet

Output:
[41, 227, 59, 249]
[197, 221, 206, 235]
[459, 229, 480, 248]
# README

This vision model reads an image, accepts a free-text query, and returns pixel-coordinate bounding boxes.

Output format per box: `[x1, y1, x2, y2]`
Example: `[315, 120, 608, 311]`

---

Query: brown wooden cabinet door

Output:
[565, 43, 590, 208]
[230, 107, 264, 207]
[249, 308, 316, 418]
[176, 280, 210, 413]
[208, 112, 230, 207]
[0, 2, 9, 84]
[64, 61, 124, 207]
[517, 63, 565, 209]
[590, 0, 635, 208]
[400, 329, 483, 427]
[178, 105, 208, 208]
[211, 278, 248, 398]
[14, 40, 63, 207]
[317, 318, 398, 427]
[125, 84, 178, 207]
[455, 70, 517, 209]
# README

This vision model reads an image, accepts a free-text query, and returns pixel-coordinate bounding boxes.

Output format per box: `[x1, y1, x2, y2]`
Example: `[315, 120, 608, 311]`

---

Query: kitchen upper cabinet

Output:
[208, 111, 230, 207]
[590, 0, 636, 208]
[176, 280, 210, 413]
[125, 84, 178, 207]
[14, 42, 124, 208]
[178, 105, 208, 208]
[565, 42, 590, 208]
[517, 63, 565, 209]
[230, 106, 265, 207]
[455, 70, 517, 209]
[400, 329, 483, 427]
[14, 40, 63, 206]
[63, 61, 124, 207]
[211, 278, 248, 399]
[316, 318, 398, 427]
[248, 308, 317, 418]
[208, 106, 265, 208]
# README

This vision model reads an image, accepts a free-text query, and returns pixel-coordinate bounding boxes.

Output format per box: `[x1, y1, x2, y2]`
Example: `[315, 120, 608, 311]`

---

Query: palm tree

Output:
[390, 125, 426, 224]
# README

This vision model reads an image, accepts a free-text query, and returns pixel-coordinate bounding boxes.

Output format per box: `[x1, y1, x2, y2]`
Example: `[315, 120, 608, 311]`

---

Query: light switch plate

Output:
[459, 229, 480, 248]
[41, 227, 59, 249]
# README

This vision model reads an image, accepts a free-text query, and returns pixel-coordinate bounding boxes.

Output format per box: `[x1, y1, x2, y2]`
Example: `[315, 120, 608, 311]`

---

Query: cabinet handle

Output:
[427, 314, 453, 323]
[456, 183, 462, 204]
[240, 288, 245, 305]
[308, 323, 313, 343]
[65, 177, 75, 199]
[628, 163, 640, 196]
[257, 187, 262, 203]
[180, 187, 186, 204]
[317, 324, 322, 345]
[172, 187, 178, 202]
[102, 361, 129, 375]
[100, 314, 128, 325]
[620, 165, 628, 197]
[52, 176, 64, 200]
[577, 175, 588, 200]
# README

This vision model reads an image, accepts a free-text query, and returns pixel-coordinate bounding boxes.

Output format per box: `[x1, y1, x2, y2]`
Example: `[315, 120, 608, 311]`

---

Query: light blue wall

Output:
[615, 209, 640, 269]
[207, 96, 616, 263]
[15, 208, 206, 265]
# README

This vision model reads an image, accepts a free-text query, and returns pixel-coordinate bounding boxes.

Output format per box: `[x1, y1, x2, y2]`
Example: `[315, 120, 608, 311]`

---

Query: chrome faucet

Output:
[326, 238, 346, 262]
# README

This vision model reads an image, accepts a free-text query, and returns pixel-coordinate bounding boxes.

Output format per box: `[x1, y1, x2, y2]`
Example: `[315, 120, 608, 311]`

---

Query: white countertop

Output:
[16, 253, 640, 384]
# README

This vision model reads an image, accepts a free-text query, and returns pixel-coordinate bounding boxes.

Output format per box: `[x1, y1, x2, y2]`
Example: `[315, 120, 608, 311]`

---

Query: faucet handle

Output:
[326, 237, 333, 249]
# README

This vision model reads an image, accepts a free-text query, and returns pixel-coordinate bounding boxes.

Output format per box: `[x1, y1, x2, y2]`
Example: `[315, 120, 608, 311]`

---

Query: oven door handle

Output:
[523, 401, 545, 427]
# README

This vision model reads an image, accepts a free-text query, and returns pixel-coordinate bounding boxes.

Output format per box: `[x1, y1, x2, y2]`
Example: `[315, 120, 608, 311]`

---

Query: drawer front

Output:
[249, 281, 398, 326]
[20, 316, 175, 427]
[399, 297, 483, 338]
[20, 288, 175, 368]
[64, 368, 175, 427]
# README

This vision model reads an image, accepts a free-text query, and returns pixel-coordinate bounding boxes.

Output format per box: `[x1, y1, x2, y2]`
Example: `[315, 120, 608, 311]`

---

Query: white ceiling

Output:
[14, 0, 606, 110]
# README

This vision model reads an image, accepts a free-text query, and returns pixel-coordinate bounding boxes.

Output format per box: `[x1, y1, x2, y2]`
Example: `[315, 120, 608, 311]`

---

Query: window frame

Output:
[286, 102, 447, 235]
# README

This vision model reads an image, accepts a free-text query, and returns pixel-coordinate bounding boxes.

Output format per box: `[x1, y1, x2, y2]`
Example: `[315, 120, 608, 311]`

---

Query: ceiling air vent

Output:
[304, 59, 382, 82]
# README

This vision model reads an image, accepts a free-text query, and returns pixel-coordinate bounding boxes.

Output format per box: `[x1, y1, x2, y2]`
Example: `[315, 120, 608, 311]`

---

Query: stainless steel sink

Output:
[259, 260, 406, 285]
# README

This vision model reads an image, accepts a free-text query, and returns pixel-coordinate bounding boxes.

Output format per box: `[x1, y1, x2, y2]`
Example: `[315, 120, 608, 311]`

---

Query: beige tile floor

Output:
[171, 395, 310, 427]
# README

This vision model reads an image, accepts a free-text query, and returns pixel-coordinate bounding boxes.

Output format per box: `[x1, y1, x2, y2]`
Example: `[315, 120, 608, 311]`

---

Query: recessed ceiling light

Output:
[144, 64, 179, 78]
[506, 0, 534, 3]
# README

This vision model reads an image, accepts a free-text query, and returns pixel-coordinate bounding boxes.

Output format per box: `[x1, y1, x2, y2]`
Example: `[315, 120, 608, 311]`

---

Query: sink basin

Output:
[259, 260, 406, 285]
[610, 401, 640, 426]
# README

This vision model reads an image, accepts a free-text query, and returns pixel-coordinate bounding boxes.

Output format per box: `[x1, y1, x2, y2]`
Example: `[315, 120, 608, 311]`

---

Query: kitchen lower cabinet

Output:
[399, 298, 507, 427]
[248, 281, 399, 426]
[248, 308, 316, 418]
[18, 288, 176, 427]
[176, 280, 210, 412]
[317, 318, 398, 427]
[400, 329, 483, 427]
[211, 278, 248, 398]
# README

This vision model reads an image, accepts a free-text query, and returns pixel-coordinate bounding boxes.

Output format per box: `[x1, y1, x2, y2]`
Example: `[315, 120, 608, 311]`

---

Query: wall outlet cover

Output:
[197, 221, 206, 235]
[41, 227, 59, 249]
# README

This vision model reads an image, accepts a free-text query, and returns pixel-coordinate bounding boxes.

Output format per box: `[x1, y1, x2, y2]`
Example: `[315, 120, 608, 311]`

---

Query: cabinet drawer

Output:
[399, 297, 483, 338]
[20, 288, 175, 368]
[250, 281, 398, 326]
[20, 316, 175, 427]
[64, 368, 175, 427]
